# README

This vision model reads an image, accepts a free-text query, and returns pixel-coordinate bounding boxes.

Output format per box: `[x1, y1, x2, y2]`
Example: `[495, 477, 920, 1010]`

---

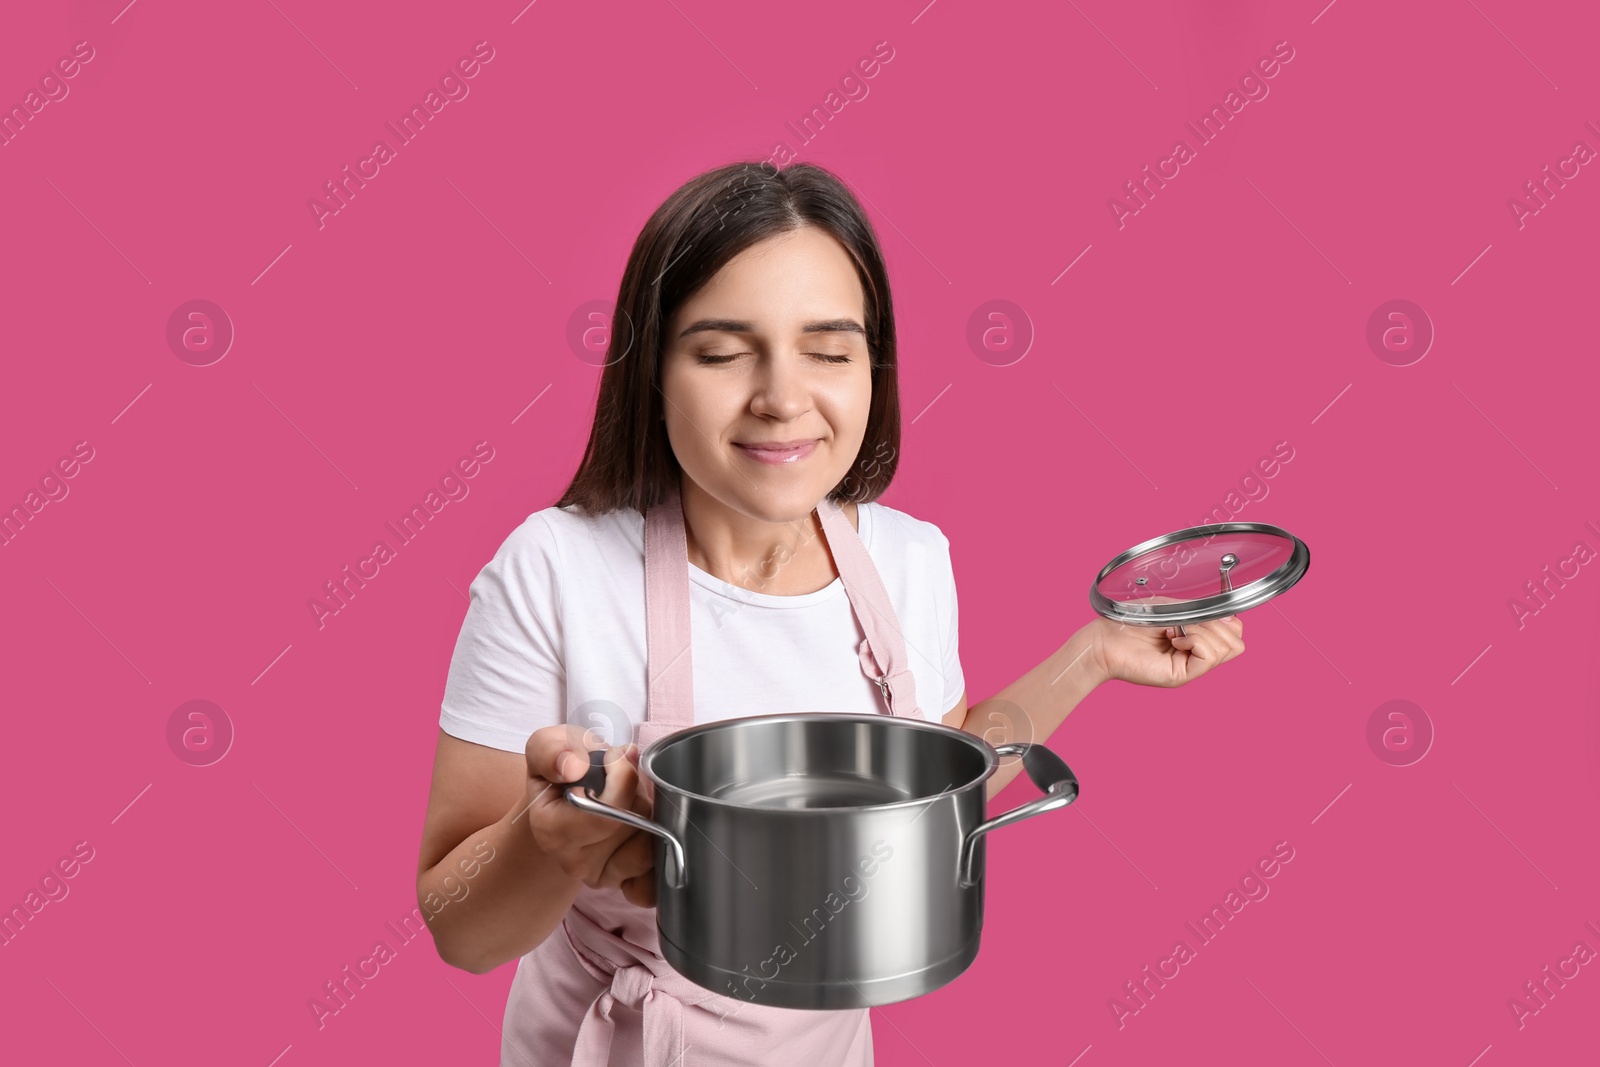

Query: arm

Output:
[946, 614, 1247, 800]
[945, 624, 1107, 800]
[929, 530, 1105, 800]
[415, 731, 582, 974]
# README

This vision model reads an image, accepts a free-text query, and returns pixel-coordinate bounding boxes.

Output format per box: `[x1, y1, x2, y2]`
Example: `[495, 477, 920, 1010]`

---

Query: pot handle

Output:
[563, 749, 689, 889]
[959, 742, 1080, 888]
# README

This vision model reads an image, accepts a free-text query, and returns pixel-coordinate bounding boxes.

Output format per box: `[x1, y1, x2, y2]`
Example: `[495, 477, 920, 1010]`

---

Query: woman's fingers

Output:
[568, 746, 645, 850]
[1170, 625, 1222, 666]
[597, 745, 641, 807]
[527, 722, 606, 784]
[1168, 617, 1245, 675]
[620, 871, 657, 909]
[596, 829, 656, 890]
[1207, 615, 1245, 659]
[1221, 616, 1245, 658]
[526, 735, 644, 857]
[523, 725, 660, 888]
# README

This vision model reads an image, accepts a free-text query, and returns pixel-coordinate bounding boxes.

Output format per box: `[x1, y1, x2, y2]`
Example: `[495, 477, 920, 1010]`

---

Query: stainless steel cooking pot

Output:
[564, 712, 1079, 1010]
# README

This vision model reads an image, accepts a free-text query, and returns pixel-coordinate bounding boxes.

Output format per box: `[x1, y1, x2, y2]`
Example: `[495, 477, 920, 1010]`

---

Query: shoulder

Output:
[492, 504, 637, 563]
[469, 505, 642, 624]
[471, 506, 639, 610]
[860, 501, 956, 590]
[861, 500, 953, 556]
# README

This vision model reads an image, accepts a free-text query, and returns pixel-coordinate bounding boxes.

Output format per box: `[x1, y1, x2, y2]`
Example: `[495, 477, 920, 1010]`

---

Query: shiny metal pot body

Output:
[566, 713, 1078, 1010]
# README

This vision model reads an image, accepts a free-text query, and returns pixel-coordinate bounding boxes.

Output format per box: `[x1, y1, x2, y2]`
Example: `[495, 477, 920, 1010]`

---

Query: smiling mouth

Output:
[734, 440, 819, 465]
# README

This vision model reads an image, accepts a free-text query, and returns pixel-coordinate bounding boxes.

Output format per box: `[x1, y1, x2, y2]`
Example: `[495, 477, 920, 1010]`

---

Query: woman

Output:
[415, 160, 1245, 1065]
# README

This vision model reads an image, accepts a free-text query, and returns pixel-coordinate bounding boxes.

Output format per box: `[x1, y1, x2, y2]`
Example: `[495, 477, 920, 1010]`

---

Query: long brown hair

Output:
[555, 160, 901, 515]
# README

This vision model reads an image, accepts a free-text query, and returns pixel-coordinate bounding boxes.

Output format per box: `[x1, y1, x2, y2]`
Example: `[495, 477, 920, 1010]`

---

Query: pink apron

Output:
[525, 483, 923, 1067]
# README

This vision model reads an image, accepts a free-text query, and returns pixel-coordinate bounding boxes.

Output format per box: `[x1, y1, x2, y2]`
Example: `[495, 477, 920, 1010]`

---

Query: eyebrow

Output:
[677, 318, 866, 339]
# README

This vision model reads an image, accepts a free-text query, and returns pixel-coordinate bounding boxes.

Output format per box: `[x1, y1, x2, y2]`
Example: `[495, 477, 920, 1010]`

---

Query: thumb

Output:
[554, 748, 588, 782]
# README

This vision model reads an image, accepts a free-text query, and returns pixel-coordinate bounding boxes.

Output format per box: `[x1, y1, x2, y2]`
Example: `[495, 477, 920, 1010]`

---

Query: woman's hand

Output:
[523, 724, 658, 909]
[1085, 614, 1245, 688]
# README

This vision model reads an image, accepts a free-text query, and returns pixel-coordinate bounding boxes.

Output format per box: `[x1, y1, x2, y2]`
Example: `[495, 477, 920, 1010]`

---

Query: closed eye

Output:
[696, 352, 853, 365]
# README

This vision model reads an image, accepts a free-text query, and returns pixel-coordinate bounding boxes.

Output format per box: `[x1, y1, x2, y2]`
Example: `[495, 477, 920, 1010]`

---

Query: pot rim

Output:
[638, 712, 1002, 814]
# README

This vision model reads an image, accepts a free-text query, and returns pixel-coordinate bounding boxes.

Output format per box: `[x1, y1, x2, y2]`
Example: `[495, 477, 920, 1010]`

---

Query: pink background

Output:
[3, 0, 1597, 1064]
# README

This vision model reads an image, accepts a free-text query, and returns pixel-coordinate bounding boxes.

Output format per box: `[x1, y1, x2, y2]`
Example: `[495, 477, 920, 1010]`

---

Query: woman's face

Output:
[660, 226, 873, 524]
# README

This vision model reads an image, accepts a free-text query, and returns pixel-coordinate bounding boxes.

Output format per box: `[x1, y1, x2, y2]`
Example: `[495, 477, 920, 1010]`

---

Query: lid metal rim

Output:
[1090, 578, 1285, 624]
[1089, 521, 1309, 625]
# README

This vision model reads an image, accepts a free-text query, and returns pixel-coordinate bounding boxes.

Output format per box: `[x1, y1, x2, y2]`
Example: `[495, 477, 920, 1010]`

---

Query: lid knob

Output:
[1219, 552, 1238, 592]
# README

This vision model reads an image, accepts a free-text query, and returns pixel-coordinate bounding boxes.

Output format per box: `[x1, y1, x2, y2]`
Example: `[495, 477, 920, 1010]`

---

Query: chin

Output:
[723, 481, 837, 523]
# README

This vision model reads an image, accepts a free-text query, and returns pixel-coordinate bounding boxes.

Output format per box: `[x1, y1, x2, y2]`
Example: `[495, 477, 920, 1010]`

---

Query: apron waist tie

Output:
[561, 904, 731, 1067]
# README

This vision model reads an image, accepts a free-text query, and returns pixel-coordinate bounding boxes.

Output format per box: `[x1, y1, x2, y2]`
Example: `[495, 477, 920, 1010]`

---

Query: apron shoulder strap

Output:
[817, 497, 922, 719]
[641, 485, 696, 744]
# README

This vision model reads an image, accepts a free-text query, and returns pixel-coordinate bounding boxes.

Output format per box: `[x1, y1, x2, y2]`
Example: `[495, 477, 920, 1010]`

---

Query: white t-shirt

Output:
[438, 499, 965, 753]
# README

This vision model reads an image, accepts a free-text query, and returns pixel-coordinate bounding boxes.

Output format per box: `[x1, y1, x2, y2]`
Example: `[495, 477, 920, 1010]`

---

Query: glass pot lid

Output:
[1089, 522, 1309, 631]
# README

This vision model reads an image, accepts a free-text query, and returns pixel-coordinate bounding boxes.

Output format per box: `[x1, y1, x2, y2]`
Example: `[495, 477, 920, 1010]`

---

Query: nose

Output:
[749, 350, 811, 420]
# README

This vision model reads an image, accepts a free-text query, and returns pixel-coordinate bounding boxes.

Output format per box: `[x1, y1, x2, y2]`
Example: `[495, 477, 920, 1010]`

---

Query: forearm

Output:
[960, 623, 1105, 800]
[419, 791, 583, 974]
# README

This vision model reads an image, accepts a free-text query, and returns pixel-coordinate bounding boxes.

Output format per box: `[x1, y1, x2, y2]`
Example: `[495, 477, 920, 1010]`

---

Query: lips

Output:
[734, 439, 819, 465]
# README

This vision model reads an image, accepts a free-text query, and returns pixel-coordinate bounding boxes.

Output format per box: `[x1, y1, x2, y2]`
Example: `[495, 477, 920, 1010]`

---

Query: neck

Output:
[678, 477, 834, 595]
